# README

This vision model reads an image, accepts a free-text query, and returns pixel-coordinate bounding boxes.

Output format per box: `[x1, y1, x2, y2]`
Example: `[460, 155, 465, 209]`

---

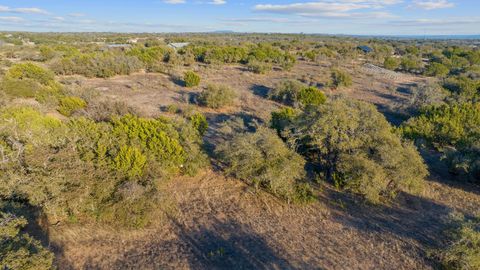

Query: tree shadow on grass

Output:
[108, 218, 304, 270]
[419, 149, 480, 196]
[324, 188, 457, 268]
[201, 111, 265, 171]
[170, 76, 186, 87]
[0, 200, 74, 270]
[250, 84, 270, 99]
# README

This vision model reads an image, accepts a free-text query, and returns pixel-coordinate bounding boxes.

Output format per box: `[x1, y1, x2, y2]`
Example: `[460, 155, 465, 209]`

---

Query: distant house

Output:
[106, 44, 131, 49]
[127, 38, 139, 44]
[357, 45, 373, 54]
[167, 42, 190, 50]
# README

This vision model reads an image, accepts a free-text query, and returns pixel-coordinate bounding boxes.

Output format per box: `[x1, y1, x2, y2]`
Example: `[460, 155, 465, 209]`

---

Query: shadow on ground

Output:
[104, 218, 302, 270]
[324, 188, 453, 269]
[250, 84, 270, 99]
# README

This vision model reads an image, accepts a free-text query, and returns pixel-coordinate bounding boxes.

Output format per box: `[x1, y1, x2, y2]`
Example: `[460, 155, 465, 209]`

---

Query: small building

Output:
[127, 38, 139, 44]
[167, 42, 190, 50]
[357, 45, 373, 54]
[106, 44, 132, 49]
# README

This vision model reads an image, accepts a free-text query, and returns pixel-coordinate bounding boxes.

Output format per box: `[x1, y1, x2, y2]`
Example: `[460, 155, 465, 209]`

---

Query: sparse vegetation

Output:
[1, 31, 479, 269]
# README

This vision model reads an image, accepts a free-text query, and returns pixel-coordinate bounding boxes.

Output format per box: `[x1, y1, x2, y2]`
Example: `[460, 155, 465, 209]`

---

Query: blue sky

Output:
[0, 0, 478, 35]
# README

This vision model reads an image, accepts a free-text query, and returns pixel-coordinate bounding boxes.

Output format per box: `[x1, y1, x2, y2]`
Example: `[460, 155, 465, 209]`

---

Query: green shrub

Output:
[5, 62, 55, 85]
[0, 210, 55, 270]
[425, 62, 450, 77]
[287, 99, 427, 203]
[271, 107, 298, 134]
[1, 63, 62, 100]
[384, 57, 400, 70]
[298, 86, 327, 107]
[269, 80, 326, 107]
[401, 103, 480, 147]
[216, 127, 306, 201]
[126, 46, 170, 69]
[0, 108, 207, 227]
[0, 106, 63, 146]
[114, 146, 148, 179]
[331, 69, 352, 89]
[401, 56, 422, 72]
[438, 215, 480, 270]
[246, 61, 272, 74]
[445, 141, 480, 181]
[58, 96, 87, 116]
[408, 83, 448, 112]
[268, 79, 306, 106]
[188, 112, 209, 136]
[197, 84, 236, 109]
[443, 76, 480, 102]
[184, 71, 200, 87]
[0, 78, 42, 98]
[304, 50, 317, 62]
[51, 52, 143, 78]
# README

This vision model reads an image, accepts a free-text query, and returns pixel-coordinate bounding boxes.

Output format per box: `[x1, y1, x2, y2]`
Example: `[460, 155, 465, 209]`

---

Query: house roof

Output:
[357, 45, 373, 53]
[168, 42, 190, 49]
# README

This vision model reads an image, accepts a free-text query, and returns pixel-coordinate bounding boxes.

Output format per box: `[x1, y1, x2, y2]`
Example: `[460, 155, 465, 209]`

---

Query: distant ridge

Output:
[212, 30, 235, 34]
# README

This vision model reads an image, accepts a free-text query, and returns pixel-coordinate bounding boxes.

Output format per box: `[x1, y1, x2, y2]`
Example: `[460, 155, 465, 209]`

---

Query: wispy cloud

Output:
[389, 17, 480, 27]
[0, 16, 25, 23]
[253, 1, 400, 19]
[0, 5, 49, 15]
[210, 0, 226, 5]
[411, 0, 455, 10]
[163, 0, 186, 4]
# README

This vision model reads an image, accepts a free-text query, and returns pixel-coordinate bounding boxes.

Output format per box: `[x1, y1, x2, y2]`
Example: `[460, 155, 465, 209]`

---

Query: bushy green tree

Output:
[268, 79, 305, 106]
[402, 102, 480, 181]
[216, 127, 306, 201]
[269, 80, 326, 107]
[443, 76, 480, 102]
[286, 99, 427, 203]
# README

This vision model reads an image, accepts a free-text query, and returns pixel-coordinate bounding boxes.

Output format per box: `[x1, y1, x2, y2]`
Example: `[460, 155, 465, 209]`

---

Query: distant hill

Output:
[212, 30, 235, 34]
